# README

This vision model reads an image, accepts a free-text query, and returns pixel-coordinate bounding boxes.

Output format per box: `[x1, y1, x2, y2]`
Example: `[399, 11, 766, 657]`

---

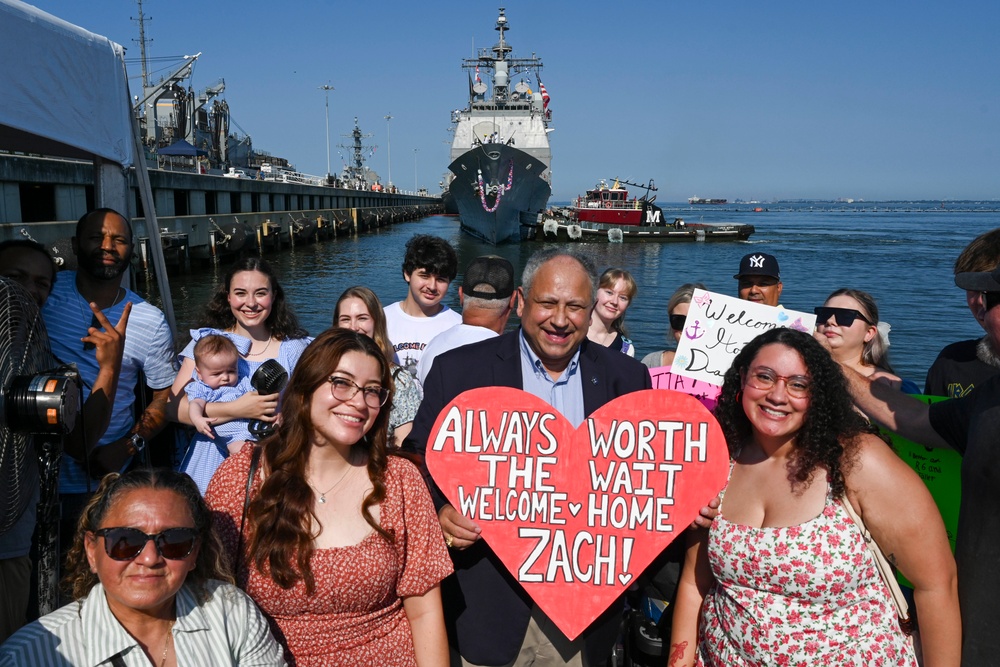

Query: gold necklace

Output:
[159, 620, 174, 667]
[245, 336, 273, 357]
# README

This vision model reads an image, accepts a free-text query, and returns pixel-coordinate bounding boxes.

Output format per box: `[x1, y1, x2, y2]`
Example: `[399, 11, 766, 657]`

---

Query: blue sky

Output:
[31, 0, 1000, 201]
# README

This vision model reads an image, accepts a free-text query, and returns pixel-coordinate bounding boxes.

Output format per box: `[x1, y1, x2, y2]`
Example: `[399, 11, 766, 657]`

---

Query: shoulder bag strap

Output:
[237, 445, 262, 569]
[839, 495, 911, 626]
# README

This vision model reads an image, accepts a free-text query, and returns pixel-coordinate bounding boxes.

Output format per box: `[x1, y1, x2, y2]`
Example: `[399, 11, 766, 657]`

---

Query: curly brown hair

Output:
[63, 469, 232, 602]
[246, 328, 395, 594]
[713, 328, 867, 497]
[201, 257, 308, 340]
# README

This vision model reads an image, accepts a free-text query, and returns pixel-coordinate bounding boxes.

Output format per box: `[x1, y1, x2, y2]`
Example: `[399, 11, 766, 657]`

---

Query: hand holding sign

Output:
[426, 387, 728, 640]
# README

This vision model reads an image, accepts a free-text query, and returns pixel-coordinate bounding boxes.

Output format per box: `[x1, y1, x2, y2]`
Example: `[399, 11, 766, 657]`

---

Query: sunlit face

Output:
[404, 268, 451, 311]
[73, 211, 133, 280]
[814, 295, 876, 360]
[670, 301, 690, 343]
[84, 489, 199, 619]
[517, 256, 593, 377]
[227, 270, 273, 332]
[594, 278, 632, 326]
[0, 248, 54, 308]
[195, 351, 239, 390]
[310, 351, 383, 450]
[336, 297, 375, 338]
[737, 275, 783, 306]
[741, 343, 811, 445]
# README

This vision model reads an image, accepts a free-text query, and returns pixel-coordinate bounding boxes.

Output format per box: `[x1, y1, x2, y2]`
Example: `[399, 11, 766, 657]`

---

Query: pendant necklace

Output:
[310, 453, 356, 504]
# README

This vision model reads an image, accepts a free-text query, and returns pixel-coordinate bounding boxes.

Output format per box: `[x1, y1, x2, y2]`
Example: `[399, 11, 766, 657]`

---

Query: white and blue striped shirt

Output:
[0, 580, 286, 666]
[42, 272, 178, 493]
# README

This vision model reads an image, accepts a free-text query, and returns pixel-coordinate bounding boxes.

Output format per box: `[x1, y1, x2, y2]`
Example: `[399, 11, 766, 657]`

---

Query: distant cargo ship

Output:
[688, 197, 728, 205]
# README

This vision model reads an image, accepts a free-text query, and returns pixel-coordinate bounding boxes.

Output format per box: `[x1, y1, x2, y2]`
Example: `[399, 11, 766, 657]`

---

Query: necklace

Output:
[159, 620, 174, 667]
[245, 336, 273, 357]
[309, 452, 357, 504]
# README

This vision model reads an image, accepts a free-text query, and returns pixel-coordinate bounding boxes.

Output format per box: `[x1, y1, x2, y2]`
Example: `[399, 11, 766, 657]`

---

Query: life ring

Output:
[604, 201, 612, 209]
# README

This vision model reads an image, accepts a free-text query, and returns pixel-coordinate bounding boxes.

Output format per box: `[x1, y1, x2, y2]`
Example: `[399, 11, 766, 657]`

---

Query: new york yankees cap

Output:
[734, 252, 780, 279]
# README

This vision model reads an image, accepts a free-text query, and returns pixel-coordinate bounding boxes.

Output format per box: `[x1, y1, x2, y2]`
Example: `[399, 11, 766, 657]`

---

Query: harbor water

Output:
[142, 203, 1000, 390]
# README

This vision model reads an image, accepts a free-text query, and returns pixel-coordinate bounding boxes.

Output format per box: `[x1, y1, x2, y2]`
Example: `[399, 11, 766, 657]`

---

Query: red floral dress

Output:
[207, 446, 453, 666]
[696, 474, 916, 666]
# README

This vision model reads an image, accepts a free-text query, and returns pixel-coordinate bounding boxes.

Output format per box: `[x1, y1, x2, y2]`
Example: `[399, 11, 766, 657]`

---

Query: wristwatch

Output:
[127, 433, 146, 456]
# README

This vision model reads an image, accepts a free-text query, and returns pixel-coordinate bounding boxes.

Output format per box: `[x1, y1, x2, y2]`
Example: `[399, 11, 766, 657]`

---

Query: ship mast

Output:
[338, 117, 377, 188]
[131, 0, 151, 89]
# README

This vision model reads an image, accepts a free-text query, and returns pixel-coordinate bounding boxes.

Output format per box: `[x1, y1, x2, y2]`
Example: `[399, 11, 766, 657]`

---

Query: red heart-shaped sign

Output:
[426, 387, 728, 640]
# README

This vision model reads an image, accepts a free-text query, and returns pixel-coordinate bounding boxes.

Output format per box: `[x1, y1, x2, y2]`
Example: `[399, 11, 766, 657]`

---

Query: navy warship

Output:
[445, 8, 552, 244]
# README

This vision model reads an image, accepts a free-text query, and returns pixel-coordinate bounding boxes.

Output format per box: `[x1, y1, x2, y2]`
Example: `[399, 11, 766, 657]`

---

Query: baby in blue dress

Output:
[184, 335, 254, 492]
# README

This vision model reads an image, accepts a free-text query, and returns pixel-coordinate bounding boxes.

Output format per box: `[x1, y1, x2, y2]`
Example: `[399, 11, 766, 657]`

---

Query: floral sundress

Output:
[696, 468, 916, 666]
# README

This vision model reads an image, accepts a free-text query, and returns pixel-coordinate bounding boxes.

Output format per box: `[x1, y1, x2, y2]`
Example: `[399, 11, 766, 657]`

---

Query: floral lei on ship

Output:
[477, 160, 514, 213]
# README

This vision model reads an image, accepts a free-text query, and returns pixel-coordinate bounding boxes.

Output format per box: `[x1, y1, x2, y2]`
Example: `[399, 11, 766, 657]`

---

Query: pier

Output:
[0, 153, 442, 274]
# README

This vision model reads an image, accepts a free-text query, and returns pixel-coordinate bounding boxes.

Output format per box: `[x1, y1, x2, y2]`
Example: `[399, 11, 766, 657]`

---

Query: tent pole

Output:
[129, 109, 177, 336]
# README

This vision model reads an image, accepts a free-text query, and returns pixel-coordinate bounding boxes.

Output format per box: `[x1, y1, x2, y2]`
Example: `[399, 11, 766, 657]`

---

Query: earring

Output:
[736, 390, 743, 403]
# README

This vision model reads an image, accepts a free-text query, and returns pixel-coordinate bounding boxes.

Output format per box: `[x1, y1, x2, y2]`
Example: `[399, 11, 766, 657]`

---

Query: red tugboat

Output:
[572, 178, 665, 226]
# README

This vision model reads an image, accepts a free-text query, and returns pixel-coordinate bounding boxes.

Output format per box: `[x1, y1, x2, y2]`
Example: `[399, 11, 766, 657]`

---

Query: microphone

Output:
[248, 359, 288, 439]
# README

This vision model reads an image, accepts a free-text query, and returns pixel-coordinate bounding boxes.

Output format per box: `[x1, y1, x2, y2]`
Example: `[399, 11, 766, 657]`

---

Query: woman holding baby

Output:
[168, 258, 312, 493]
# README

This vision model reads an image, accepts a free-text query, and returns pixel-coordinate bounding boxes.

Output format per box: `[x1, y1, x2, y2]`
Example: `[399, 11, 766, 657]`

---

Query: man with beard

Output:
[41, 208, 176, 546]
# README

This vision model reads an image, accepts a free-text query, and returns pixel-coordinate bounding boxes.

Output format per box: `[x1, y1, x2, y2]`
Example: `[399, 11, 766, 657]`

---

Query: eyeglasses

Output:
[669, 313, 687, 332]
[983, 292, 1000, 311]
[93, 527, 199, 561]
[328, 376, 389, 408]
[813, 306, 873, 328]
[743, 368, 812, 398]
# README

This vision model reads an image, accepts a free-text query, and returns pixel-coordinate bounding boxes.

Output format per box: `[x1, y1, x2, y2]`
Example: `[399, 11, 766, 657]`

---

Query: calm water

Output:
[143, 203, 1000, 389]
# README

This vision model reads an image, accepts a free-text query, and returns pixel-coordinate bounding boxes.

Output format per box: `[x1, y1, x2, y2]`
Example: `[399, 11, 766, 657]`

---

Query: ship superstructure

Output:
[446, 7, 552, 244]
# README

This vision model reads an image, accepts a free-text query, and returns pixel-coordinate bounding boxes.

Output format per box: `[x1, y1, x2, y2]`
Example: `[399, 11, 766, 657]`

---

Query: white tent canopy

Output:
[0, 0, 133, 166]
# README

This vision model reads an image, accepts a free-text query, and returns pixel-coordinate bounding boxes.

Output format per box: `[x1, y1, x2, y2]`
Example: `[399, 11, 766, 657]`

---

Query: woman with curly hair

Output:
[669, 328, 960, 667]
[205, 328, 452, 666]
[0, 469, 284, 666]
[334, 286, 423, 448]
[168, 257, 312, 493]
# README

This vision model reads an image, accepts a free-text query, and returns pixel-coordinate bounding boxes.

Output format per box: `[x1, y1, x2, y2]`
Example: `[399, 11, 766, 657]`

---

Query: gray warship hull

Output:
[448, 145, 550, 244]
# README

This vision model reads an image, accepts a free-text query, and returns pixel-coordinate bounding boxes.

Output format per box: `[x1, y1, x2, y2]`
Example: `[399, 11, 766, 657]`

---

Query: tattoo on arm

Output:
[668, 640, 689, 667]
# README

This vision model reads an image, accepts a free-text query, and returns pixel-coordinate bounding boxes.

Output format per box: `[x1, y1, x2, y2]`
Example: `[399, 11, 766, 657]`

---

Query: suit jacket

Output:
[403, 331, 653, 666]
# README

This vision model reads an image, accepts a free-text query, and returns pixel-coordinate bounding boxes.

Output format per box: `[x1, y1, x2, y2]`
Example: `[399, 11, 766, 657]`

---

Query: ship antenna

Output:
[131, 0, 152, 89]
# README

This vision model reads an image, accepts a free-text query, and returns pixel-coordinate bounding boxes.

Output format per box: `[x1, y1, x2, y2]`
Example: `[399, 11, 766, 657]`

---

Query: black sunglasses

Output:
[983, 292, 1000, 311]
[669, 313, 687, 331]
[813, 306, 873, 328]
[94, 527, 199, 561]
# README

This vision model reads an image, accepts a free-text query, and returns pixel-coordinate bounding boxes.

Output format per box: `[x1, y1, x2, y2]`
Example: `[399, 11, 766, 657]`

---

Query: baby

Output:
[185, 334, 253, 456]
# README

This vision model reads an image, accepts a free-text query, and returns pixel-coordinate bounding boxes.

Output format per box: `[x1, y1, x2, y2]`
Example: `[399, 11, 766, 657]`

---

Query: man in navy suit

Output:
[404, 248, 653, 667]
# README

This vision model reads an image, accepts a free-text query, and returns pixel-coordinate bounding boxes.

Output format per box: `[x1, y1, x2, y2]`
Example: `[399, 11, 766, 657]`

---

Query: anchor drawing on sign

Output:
[685, 320, 705, 340]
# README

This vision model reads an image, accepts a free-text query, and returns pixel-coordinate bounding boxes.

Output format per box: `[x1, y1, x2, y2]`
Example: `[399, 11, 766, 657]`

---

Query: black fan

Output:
[0, 277, 81, 614]
[247, 358, 288, 439]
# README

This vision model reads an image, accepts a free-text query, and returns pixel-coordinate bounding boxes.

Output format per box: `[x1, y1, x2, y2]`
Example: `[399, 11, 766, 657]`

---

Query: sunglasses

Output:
[983, 292, 1000, 311]
[813, 306, 873, 328]
[94, 527, 199, 561]
[669, 314, 687, 331]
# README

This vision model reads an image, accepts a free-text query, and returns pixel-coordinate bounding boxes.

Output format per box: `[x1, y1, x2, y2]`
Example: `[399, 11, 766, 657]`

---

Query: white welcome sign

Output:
[671, 290, 817, 385]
